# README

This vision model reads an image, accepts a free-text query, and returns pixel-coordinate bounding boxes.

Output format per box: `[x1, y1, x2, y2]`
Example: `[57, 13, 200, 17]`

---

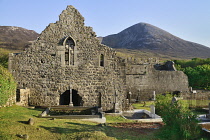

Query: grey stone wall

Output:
[9, 5, 190, 111]
[182, 90, 210, 100]
[0, 95, 16, 108]
[9, 5, 126, 111]
[125, 59, 189, 101]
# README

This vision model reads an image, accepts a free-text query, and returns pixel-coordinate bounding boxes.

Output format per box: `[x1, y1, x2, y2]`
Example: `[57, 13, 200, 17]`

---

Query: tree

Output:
[183, 65, 210, 89]
[174, 58, 210, 90]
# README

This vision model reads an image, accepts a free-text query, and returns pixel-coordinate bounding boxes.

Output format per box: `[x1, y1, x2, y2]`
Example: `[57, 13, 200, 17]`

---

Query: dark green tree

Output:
[175, 58, 210, 90]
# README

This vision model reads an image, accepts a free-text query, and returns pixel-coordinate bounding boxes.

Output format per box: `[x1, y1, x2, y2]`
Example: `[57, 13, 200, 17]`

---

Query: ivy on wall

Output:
[0, 48, 9, 68]
[0, 61, 16, 106]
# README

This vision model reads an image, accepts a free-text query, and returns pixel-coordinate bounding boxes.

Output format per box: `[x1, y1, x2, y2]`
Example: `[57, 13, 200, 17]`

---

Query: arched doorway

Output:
[59, 89, 82, 106]
[60, 90, 70, 105]
[72, 89, 82, 106]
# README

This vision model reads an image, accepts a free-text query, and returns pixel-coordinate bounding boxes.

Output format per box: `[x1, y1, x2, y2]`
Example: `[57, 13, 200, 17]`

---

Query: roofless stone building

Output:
[8, 6, 189, 111]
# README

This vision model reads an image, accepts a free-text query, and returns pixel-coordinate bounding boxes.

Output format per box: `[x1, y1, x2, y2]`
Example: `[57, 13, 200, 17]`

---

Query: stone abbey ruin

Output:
[8, 6, 189, 111]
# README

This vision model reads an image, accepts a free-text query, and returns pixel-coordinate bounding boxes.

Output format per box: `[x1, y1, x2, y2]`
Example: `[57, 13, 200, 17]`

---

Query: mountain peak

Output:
[102, 23, 210, 59]
[135, 22, 154, 27]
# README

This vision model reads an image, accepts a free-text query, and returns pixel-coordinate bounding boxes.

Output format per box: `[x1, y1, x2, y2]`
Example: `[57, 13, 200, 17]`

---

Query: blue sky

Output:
[0, 0, 210, 47]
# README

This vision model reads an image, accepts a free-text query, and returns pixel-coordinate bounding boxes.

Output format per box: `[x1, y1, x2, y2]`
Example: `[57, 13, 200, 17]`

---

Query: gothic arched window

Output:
[64, 37, 75, 65]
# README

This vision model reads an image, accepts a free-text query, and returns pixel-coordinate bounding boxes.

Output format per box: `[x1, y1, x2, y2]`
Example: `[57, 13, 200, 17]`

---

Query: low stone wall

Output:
[0, 94, 16, 108]
[182, 90, 210, 100]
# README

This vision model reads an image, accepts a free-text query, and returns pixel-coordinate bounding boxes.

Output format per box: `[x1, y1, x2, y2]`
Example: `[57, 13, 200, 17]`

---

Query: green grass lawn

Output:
[179, 99, 210, 115]
[132, 101, 154, 111]
[132, 99, 209, 115]
[0, 100, 208, 139]
[179, 99, 210, 108]
[133, 100, 209, 109]
[0, 105, 158, 140]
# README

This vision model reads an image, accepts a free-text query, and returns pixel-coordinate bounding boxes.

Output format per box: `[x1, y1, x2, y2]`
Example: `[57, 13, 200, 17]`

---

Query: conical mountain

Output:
[102, 23, 210, 59]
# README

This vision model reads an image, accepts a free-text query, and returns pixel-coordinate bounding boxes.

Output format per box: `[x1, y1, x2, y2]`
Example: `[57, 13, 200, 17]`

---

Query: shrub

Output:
[155, 94, 201, 140]
[184, 65, 210, 89]
[0, 65, 16, 106]
[174, 58, 210, 90]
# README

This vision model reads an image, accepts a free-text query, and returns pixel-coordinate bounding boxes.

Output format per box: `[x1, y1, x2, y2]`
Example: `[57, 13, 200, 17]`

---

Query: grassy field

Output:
[132, 101, 154, 111]
[132, 99, 210, 115]
[179, 99, 210, 115]
[179, 100, 210, 108]
[1, 99, 208, 140]
[0, 105, 158, 140]
[132, 99, 210, 109]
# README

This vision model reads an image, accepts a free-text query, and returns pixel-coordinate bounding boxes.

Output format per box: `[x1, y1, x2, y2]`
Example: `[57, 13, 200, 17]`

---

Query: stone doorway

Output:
[72, 89, 82, 106]
[16, 89, 30, 106]
[60, 89, 82, 106]
[60, 90, 70, 105]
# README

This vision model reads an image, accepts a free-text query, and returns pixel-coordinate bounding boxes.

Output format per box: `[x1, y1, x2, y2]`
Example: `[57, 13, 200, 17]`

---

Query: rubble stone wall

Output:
[126, 62, 189, 101]
[2, 95, 16, 107]
[9, 6, 126, 111]
[8, 5, 190, 111]
[182, 90, 210, 100]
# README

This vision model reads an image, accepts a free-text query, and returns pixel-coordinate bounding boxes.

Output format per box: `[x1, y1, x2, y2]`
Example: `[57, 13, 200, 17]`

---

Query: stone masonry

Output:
[126, 58, 189, 101]
[9, 5, 189, 111]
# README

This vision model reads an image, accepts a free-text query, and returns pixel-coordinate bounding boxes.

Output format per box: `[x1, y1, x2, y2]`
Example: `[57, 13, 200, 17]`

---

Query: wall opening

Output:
[16, 89, 20, 102]
[100, 54, 104, 67]
[98, 92, 102, 107]
[64, 37, 75, 65]
[173, 91, 181, 97]
[72, 89, 82, 106]
[15, 89, 30, 106]
[60, 90, 70, 105]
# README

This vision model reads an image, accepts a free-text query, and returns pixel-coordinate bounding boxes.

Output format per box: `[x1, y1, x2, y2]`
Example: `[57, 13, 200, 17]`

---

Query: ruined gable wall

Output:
[36, 5, 106, 67]
[126, 60, 189, 100]
[9, 6, 126, 111]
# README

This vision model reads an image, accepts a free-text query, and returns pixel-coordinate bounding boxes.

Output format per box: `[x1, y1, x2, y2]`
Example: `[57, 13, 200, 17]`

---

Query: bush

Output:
[174, 58, 210, 90]
[155, 94, 201, 140]
[174, 58, 210, 68]
[0, 65, 16, 106]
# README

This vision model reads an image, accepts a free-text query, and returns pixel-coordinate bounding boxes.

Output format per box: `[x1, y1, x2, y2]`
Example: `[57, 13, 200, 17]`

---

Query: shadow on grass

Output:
[18, 121, 28, 124]
[40, 125, 75, 134]
[39, 121, 157, 140]
[26, 108, 44, 112]
[39, 122, 97, 134]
